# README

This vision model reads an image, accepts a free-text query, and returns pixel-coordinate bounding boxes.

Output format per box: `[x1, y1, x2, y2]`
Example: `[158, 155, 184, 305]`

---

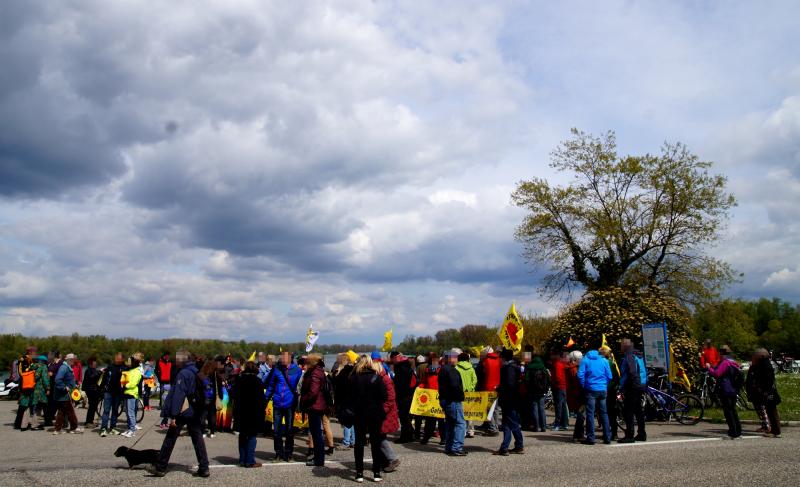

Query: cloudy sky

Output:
[1, 1, 799, 344]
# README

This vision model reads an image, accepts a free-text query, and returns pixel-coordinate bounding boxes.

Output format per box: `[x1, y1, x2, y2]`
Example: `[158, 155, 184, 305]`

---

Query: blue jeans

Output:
[238, 434, 257, 466]
[342, 425, 355, 446]
[307, 411, 325, 466]
[101, 393, 121, 430]
[500, 406, 523, 451]
[530, 396, 547, 431]
[273, 407, 295, 460]
[585, 390, 610, 442]
[125, 397, 137, 431]
[440, 400, 466, 453]
[553, 389, 568, 428]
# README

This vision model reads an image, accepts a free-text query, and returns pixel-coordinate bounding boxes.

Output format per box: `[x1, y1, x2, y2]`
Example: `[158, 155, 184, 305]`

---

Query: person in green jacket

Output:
[456, 352, 478, 438]
[121, 356, 143, 438]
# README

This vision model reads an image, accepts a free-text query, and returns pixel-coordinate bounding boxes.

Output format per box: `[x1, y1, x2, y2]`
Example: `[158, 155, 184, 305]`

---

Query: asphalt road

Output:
[0, 401, 797, 486]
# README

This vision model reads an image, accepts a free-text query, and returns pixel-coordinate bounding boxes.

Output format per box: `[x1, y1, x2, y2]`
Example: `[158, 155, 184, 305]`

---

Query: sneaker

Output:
[771, 434, 782, 438]
[111, 429, 121, 435]
[326, 446, 334, 455]
[52, 430, 64, 435]
[209, 433, 215, 438]
[135, 425, 143, 430]
[245, 463, 263, 468]
[373, 473, 383, 482]
[121, 430, 135, 438]
[446, 450, 468, 457]
[196, 468, 210, 478]
[99, 429, 108, 437]
[145, 464, 166, 477]
[355, 473, 365, 483]
[465, 432, 475, 438]
[69, 428, 85, 434]
[383, 459, 400, 472]
[270, 457, 284, 464]
[159, 424, 169, 430]
[493, 449, 509, 456]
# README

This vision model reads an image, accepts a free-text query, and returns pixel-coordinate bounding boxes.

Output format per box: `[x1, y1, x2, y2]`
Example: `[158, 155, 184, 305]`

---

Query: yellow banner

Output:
[409, 388, 497, 422]
[265, 400, 308, 428]
[498, 302, 524, 353]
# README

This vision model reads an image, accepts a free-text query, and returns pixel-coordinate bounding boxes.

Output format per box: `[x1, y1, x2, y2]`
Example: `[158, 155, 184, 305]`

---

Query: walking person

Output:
[707, 345, 743, 439]
[146, 350, 210, 478]
[121, 356, 143, 438]
[747, 348, 781, 438]
[155, 352, 174, 411]
[376, 361, 402, 473]
[565, 351, 585, 442]
[14, 354, 34, 430]
[53, 354, 83, 434]
[599, 346, 620, 441]
[618, 339, 647, 443]
[348, 355, 387, 483]
[524, 355, 550, 432]
[578, 349, 612, 445]
[43, 351, 62, 427]
[494, 349, 524, 455]
[233, 361, 267, 468]
[299, 354, 330, 467]
[549, 350, 569, 430]
[198, 360, 220, 438]
[99, 353, 125, 437]
[83, 357, 102, 427]
[17, 355, 49, 431]
[265, 351, 302, 462]
[455, 352, 478, 438]
[142, 358, 154, 411]
[439, 349, 467, 456]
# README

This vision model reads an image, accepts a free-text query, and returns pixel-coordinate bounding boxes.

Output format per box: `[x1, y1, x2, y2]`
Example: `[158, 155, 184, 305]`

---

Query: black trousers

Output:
[397, 399, 413, 440]
[765, 402, 781, 436]
[719, 395, 742, 438]
[354, 421, 385, 474]
[606, 389, 618, 438]
[85, 390, 101, 425]
[43, 395, 56, 426]
[623, 388, 646, 439]
[156, 416, 209, 471]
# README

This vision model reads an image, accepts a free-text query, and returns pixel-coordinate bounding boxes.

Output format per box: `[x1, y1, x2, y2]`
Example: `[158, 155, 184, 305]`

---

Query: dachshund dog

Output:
[114, 446, 159, 468]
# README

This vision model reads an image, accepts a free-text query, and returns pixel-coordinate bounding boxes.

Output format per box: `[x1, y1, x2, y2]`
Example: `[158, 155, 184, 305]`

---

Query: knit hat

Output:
[371, 351, 382, 360]
[416, 355, 426, 363]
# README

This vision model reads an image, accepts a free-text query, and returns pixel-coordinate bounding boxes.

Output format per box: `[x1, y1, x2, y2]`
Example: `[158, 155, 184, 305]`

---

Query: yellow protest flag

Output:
[381, 329, 393, 352]
[247, 351, 256, 363]
[601, 334, 620, 377]
[498, 303, 524, 353]
[566, 336, 575, 348]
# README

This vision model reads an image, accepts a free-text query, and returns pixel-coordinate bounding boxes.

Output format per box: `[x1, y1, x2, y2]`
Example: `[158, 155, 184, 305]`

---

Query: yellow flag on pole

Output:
[381, 329, 393, 352]
[601, 334, 620, 377]
[498, 303, 524, 353]
[669, 345, 692, 390]
[247, 351, 256, 363]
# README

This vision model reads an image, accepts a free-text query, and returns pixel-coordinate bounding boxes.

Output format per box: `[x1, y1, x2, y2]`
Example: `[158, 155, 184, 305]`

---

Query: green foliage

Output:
[546, 286, 697, 371]
[511, 128, 736, 305]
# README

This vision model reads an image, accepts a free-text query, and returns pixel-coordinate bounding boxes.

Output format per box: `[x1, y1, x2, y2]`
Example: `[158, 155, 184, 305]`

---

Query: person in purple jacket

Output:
[706, 345, 742, 439]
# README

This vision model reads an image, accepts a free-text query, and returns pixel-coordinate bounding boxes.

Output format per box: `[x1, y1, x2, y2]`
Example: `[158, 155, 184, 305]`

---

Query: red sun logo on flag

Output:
[506, 322, 520, 343]
[419, 393, 429, 404]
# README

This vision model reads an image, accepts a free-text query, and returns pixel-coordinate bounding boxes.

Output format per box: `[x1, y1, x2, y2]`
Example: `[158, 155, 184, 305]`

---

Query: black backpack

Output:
[729, 365, 744, 392]
[188, 373, 206, 416]
[527, 368, 549, 395]
[322, 373, 335, 408]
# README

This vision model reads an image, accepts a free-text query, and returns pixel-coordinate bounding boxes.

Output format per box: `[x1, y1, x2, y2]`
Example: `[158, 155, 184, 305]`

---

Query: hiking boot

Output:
[383, 459, 400, 472]
[493, 449, 509, 456]
[509, 447, 525, 454]
[145, 465, 166, 477]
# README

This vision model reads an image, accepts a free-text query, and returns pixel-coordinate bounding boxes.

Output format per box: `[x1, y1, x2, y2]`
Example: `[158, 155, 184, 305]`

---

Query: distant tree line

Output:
[0, 334, 375, 370]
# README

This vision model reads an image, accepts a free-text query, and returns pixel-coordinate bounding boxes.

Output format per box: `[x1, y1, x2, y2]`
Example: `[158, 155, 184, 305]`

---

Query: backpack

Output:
[322, 373, 335, 408]
[627, 354, 646, 391]
[728, 363, 744, 392]
[188, 373, 206, 416]
[527, 368, 549, 395]
[21, 370, 35, 391]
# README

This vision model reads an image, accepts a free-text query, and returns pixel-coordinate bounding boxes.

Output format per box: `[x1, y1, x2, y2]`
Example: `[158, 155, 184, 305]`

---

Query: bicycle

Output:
[98, 397, 145, 424]
[694, 371, 751, 411]
[616, 386, 704, 433]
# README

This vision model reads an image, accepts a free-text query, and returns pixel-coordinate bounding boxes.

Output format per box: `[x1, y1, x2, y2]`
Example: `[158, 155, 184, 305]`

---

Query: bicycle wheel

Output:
[136, 399, 145, 423]
[675, 394, 704, 425]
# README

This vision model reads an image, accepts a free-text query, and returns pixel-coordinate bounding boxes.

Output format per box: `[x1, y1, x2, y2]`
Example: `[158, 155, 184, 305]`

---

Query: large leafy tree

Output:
[512, 129, 736, 305]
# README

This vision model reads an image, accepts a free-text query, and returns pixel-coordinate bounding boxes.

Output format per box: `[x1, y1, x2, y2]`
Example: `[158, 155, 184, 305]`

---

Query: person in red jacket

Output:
[377, 366, 401, 473]
[420, 352, 444, 445]
[700, 340, 721, 368]
[299, 354, 329, 468]
[71, 358, 83, 388]
[155, 352, 174, 410]
[476, 347, 502, 435]
[549, 350, 569, 430]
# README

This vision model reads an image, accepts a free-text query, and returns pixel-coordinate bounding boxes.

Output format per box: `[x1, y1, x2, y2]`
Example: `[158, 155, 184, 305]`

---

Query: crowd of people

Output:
[8, 338, 785, 481]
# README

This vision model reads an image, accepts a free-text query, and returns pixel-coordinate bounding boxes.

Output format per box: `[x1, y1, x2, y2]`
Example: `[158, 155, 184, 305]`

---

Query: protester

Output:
[16, 355, 49, 431]
[142, 358, 155, 411]
[99, 353, 125, 437]
[455, 352, 477, 438]
[475, 347, 501, 436]
[746, 348, 781, 438]
[155, 352, 173, 410]
[420, 352, 444, 445]
[14, 354, 33, 430]
[377, 361, 401, 473]
[707, 345, 743, 439]
[299, 354, 330, 467]
[439, 349, 467, 456]
[198, 360, 220, 438]
[524, 354, 550, 433]
[147, 350, 210, 478]
[43, 351, 62, 427]
[333, 353, 356, 450]
[53, 354, 83, 434]
[413, 354, 428, 439]
[494, 349, 524, 455]
[265, 351, 302, 462]
[233, 361, 267, 468]
[80, 356, 101, 427]
[257, 352, 274, 437]
[392, 354, 417, 443]
[599, 346, 620, 441]
[348, 355, 387, 483]
[565, 351, 584, 442]
[700, 339, 721, 368]
[618, 339, 647, 443]
[578, 349, 612, 445]
[71, 356, 83, 390]
[121, 356, 143, 438]
[549, 350, 569, 431]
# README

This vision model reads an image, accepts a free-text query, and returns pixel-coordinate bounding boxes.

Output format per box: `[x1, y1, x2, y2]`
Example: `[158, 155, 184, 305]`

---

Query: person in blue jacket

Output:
[577, 349, 612, 445]
[147, 351, 209, 478]
[264, 351, 302, 462]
